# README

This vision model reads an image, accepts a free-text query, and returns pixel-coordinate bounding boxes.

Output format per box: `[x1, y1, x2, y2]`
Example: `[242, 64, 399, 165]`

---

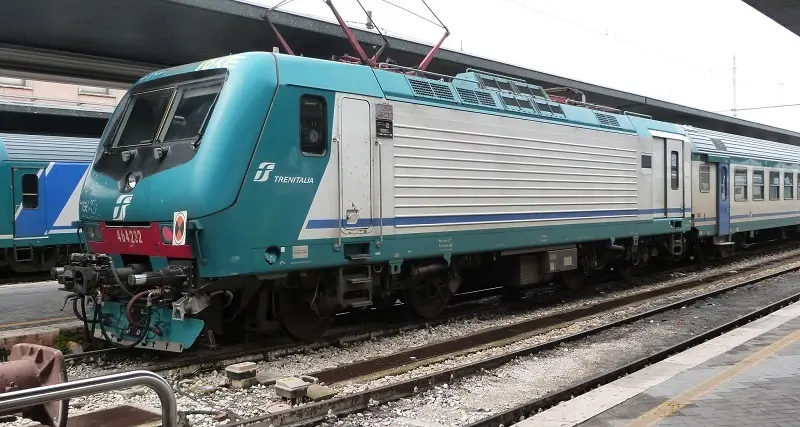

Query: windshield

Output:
[111, 75, 225, 149]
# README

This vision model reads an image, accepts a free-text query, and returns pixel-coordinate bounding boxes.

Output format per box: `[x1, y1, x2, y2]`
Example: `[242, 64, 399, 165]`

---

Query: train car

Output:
[0, 133, 98, 274]
[687, 125, 800, 254]
[51, 51, 791, 353]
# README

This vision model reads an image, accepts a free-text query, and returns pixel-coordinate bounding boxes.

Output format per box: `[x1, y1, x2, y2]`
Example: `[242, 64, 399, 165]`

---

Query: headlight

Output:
[85, 225, 103, 242]
[126, 172, 138, 190]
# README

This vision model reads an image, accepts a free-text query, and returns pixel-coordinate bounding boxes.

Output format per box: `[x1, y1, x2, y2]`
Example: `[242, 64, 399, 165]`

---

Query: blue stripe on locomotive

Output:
[305, 208, 689, 230]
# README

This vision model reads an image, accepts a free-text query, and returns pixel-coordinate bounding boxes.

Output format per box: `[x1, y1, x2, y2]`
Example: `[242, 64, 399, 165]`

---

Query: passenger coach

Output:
[0, 133, 98, 274]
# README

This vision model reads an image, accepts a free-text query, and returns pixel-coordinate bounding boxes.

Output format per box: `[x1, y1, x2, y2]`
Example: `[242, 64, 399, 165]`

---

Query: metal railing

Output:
[0, 370, 177, 427]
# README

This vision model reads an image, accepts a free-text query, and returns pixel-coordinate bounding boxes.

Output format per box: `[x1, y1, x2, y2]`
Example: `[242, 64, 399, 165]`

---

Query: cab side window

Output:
[21, 174, 38, 209]
[299, 95, 327, 156]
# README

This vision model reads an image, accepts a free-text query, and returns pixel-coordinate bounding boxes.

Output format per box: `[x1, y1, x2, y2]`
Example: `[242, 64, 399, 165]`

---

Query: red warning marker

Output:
[173, 211, 187, 246]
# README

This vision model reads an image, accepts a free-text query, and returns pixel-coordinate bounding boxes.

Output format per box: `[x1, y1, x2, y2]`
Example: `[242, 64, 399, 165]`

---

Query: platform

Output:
[515, 299, 800, 427]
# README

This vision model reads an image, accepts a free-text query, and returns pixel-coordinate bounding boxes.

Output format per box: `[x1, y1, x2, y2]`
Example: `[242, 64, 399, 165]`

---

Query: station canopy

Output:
[743, 0, 800, 37]
[2, 0, 800, 144]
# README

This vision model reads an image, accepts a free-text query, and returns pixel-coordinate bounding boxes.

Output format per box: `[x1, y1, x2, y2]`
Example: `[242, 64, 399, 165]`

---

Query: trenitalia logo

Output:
[112, 195, 133, 221]
[253, 162, 276, 182]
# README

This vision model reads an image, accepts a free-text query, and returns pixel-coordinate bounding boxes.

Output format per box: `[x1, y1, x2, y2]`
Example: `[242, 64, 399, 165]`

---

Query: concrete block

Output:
[274, 377, 310, 399]
[226, 362, 258, 389]
[226, 362, 257, 380]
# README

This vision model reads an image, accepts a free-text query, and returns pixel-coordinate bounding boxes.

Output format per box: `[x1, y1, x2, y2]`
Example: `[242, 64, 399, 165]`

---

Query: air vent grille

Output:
[456, 88, 479, 104]
[408, 78, 455, 102]
[594, 112, 620, 127]
[475, 91, 496, 107]
[456, 87, 497, 107]
[429, 81, 455, 100]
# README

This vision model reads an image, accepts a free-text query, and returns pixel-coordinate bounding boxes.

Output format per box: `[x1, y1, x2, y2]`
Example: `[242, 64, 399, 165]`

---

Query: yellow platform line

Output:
[625, 328, 800, 427]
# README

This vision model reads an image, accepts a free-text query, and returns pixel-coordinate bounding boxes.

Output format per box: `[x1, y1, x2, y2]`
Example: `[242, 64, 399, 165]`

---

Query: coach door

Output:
[338, 97, 375, 235]
[12, 167, 46, 238]
[717, 163, 731, 235]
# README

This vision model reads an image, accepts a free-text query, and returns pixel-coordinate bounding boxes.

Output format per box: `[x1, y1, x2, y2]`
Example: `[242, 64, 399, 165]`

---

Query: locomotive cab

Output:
[53, 53, 281, 351]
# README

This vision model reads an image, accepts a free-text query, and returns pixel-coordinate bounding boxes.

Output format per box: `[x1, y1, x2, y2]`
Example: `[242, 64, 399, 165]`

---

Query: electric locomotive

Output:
[52, 48, 800, 352]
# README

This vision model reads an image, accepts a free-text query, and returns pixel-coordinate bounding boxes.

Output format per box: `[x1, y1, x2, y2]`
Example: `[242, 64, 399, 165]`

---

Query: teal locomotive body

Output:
[54, 52, 800, 351]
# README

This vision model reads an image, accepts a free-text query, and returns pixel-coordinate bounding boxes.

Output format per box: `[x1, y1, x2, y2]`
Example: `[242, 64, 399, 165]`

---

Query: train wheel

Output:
[273, 290, 334, 342]
[561, 268, 585, 290]
[405, 276, 451, 319]
[616, 259, 646, 281]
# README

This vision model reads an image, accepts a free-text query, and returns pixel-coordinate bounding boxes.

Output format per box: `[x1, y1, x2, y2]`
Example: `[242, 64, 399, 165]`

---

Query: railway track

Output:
[215, 251, 800, 427]
[63, 242, 800, 376]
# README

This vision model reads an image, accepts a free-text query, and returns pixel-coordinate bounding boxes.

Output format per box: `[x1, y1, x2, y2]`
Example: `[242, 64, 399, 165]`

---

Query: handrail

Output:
[0, 370, 177, 427]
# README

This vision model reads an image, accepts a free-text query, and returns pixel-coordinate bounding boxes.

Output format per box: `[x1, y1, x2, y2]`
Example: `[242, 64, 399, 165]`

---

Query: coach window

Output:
[734, 168, 747, 201]
[299, 95, 327, 156]
[786, 172, 795, 199]
[770, 171, 780, 200]
[753, 170, 765, 201]
[670, 151, 679, 190]
[21, 174, 38, 209]
[699, 165, 710, 193]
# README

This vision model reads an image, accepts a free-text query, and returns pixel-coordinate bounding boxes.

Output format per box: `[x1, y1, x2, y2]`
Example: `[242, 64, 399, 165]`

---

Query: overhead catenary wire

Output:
[715, 102, 800, 113]
[266, 0, 299, 11]
[381, 0, 442, 27]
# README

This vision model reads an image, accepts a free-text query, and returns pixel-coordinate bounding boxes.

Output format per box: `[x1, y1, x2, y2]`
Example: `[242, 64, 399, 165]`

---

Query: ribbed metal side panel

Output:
[392, 103, 640, 226]
[0, 133, 99, 163]
[681, 125, 800, 163]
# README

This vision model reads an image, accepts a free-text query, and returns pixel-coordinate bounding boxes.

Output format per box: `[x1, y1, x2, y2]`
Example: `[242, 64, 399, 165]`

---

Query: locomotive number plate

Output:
[115, 228, 143, 244]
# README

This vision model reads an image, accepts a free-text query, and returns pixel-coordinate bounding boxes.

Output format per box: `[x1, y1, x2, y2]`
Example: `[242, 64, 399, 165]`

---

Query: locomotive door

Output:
[717, 163, 731, 235]
[11, 167, 46, 238]
[664, 139, 684, 217]
[338, 97, 374, 233]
